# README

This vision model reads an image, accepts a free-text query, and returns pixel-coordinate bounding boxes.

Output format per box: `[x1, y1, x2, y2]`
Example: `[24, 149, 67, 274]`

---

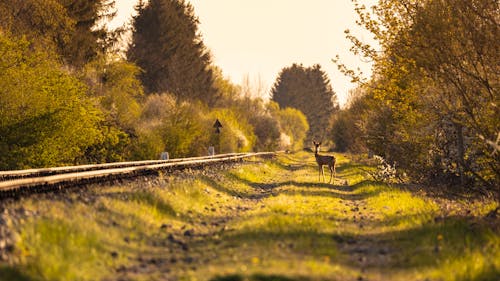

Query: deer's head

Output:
[313, 141, 322, 153]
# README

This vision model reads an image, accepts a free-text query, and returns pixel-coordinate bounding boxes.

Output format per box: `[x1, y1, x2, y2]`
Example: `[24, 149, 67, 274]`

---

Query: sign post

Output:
[212, 119, 222, 155]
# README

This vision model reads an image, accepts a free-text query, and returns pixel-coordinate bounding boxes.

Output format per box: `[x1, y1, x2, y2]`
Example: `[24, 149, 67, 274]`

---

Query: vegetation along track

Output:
[0, 152, 276, 199]
[0, 151, 498, 281]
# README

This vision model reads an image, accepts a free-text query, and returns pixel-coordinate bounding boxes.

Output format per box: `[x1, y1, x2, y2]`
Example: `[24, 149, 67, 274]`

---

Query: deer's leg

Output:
[318, 166, 321, 182]
[321, 166, 326, 182]
[328, 165, 333, 184]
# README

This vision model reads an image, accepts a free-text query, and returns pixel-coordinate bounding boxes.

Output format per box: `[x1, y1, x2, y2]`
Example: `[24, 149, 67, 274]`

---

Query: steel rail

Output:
[0, 152, 276, 198]
[0, 152, 247, 181]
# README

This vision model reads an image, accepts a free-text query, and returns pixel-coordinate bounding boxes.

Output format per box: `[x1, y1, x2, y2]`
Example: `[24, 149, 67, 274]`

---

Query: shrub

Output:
[0, 35, 102, 169]
[275, 106, 309, 151]
[209, 108, 256, 153]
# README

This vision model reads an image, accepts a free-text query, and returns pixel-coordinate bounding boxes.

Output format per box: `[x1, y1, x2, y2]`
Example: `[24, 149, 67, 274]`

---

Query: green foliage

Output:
[76, 56, 144, 163]
[0, 1, 131, 166]
[0, 0, 74, 55]
[159, 101, 209, 157]
[211, 72, 307, 152]
[83, 56, 143, 129]
[130, 127, 165, 160]
[211, 65, 242, 108]
[18, 219, 112, 281]
[330, 111, 353, 153]
[274, 106, 309, 151]
[334, 0, 500, 188]
[404, 0, 499, 186]
[78, 126, 131, 164]
[250, 112, 282, 152]
[210, 108, 256, 153]
[271, 64, 338, 142]
[0, 35, 102, 169]
[0, 0, 117, 67]
[128, 0, 219, 105]
[132, 93, 200, 159]
[227, 97, 281, 152]
[57, 0, 117, 66]
[131, 93, 258, 159]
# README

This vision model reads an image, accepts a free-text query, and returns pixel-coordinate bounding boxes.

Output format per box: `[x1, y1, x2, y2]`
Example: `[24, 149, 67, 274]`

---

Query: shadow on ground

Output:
[0, 267, 35, 281]
[210, 273, 309, 281]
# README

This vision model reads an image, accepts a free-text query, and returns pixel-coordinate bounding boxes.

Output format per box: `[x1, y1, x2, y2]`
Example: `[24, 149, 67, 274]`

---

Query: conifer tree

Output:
[128, 0, 218, 105]
[58, 0, 116, 66]
[0, 0, 116, 67]
[271, 64, 338, 141]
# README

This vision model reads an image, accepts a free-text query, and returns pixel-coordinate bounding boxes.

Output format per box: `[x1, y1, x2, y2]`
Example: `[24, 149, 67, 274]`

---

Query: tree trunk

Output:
[455, 123, 465, 186]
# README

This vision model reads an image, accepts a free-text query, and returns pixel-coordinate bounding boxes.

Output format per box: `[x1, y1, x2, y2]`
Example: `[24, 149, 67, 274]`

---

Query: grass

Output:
[0, 151, 498, 281]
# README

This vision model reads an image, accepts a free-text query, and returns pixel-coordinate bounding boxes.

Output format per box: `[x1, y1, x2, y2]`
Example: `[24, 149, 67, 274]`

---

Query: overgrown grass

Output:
[1, 151, 498, 281]
[19, 219, 110, 280]
[13, 200, 127, 281]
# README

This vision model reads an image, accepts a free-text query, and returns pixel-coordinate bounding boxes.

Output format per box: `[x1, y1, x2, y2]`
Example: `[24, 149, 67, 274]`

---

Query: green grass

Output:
[1, 151, 498, 281]
[19, 219, 109, 280]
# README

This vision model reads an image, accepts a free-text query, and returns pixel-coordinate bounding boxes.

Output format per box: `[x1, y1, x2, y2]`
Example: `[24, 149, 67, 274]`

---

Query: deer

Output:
[313, 141, 336, 184]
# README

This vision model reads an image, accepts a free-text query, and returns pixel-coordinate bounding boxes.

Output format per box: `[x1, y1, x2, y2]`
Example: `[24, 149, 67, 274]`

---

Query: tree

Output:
[0, 35, 102, 169]
[0, 0, 74, 54]
[78, 55, 144, 163]
[271, 64, 338, 141]
[330, 87, 371, 153]
[334, 0, 499, 188]
[406, 0, 499, 185]
[83, 55, 143, 131]
[0, 0, 117, 67]
[128, 0, 219, 105]
[211, 65, 242, 108]
[58, 0, 117, 66]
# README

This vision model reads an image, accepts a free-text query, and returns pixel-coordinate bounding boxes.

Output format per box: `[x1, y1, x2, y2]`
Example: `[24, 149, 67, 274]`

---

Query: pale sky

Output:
[109, 0, 378, 107]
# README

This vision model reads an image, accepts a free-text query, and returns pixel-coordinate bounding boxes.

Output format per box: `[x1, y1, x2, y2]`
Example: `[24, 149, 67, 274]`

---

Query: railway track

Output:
[0, 152, 276, 199]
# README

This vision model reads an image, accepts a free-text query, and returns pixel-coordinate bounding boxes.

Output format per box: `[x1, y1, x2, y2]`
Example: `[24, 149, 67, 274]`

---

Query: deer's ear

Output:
[313, 141, 316, 145]
[319, 142, 322, 145]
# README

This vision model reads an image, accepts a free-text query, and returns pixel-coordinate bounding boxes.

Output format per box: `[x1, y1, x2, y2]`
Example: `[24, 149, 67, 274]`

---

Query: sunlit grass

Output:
[363, 184, 439, 230]
[429, 247, 500, 281]
[16, 208, 123, 281]
[194, 257, 354, 281]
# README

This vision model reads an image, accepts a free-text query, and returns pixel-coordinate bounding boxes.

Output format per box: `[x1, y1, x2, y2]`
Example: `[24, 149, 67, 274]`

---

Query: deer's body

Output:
[313, 141, 336, 184]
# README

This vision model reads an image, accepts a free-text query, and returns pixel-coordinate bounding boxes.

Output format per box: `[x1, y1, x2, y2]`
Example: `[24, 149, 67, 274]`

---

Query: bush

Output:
[0, 35, 102, 169]
[130, 94, 258, 159]
[131, 94, 208, 159]
[209, 108, 256, 153]
[275, 107, 309, 151]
